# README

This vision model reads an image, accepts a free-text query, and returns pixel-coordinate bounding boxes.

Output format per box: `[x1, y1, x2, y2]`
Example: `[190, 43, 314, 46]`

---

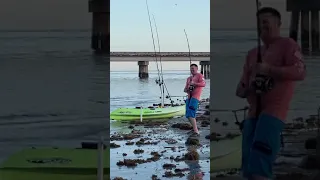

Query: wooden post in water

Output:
[286, 0, 320, 53]
[200, 61, 210, 79]
[301, 11, 310, 52]
[89, 0, 110, 54]
[206, 64, 210, 79]
[289, 11, 300, 41]
[311, 11, 320, 52]
[200, 64, 204, 75]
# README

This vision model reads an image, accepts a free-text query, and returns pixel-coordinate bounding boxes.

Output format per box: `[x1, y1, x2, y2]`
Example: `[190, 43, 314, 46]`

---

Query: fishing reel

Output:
[155, 79, 163, 85]
[253, 74, 274, 94]
[188, 84, 195, 92]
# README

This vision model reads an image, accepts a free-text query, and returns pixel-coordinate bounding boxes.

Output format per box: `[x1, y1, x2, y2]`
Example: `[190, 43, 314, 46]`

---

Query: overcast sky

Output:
[0, 0, 291, 30]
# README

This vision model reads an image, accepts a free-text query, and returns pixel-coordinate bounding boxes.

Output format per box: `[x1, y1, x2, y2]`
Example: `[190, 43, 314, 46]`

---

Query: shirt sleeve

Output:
[269, 39, 306, 81]
[184, 77, 189, 90]
[239, 53, 250, 88]
[194, 74, 206, 87]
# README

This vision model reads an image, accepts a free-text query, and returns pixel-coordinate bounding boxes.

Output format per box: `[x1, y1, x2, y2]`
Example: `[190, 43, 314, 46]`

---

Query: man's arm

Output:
[236, 54, 251, 98]
[184, 78, 189, 93]
[194, 74, 206, 87]
[268, 39, 306, 81]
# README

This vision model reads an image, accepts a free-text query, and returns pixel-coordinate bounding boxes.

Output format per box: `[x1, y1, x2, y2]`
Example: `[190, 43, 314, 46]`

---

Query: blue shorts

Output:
[185, 98, 199, 118]
[241, 113, 284, 179]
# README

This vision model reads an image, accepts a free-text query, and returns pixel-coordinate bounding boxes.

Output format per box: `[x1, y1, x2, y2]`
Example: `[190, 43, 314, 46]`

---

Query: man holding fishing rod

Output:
[184, 64, 206, 137]
[236, 7, 306, 180]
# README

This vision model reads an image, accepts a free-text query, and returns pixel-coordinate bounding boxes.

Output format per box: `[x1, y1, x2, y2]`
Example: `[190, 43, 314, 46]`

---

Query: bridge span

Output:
[110, 52, 210, 78]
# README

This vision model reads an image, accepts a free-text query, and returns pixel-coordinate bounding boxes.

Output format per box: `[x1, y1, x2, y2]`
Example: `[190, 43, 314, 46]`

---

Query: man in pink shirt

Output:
[236, 7, 306, 180]
[184, 64, 206, 137]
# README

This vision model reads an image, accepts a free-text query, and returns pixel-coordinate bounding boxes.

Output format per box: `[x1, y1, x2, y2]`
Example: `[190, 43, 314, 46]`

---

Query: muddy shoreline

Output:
[110, 99, 211, 180]
[110, 100, 320, 180]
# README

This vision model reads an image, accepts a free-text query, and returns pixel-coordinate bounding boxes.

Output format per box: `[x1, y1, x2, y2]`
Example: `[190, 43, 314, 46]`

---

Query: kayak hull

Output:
[0, 147, 110, 180]
[110, 104, 186, 121]
[0, 171, 109, 180]
[210, 135, 242, 172]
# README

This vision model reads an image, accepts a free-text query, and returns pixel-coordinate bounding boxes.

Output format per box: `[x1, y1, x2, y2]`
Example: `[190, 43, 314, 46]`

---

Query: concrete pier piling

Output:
[301, 11, 310, 52]
[287, 0, 320, 53]
[138, 61, 149, 79]
[200, 61, 210, 79]
[289, 11, 300, 41]
[311, 11, 320, 51]
[89, 0, 110, 54]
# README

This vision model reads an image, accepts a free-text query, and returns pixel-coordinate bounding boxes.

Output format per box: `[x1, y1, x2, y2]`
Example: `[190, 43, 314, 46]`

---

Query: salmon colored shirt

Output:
[240, 37, 306, 121]
[185, 73, 206, 101]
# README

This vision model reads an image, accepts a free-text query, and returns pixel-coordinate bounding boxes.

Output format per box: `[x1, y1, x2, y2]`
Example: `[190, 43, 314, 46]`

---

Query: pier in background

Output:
[110, 52, 210, 79]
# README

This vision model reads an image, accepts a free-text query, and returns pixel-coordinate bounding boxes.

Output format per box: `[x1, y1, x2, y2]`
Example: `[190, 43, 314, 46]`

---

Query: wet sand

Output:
[110, 101, 211, 180]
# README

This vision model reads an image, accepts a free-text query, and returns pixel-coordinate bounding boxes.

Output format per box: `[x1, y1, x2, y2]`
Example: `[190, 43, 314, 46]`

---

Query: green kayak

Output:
[0, 147, 110, 180]
[110, 104, 185, 121]
[210, 135, 242, 172]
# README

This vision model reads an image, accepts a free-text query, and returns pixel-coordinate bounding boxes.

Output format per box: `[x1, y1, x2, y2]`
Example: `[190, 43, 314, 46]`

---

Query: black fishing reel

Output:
[253, 74, 274, 94]
[188, 84, 195, 92]
[155, 79, 160, 84]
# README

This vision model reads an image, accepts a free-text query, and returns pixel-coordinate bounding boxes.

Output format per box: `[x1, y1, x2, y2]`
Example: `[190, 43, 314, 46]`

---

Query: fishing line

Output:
[152, 15, 174, 105]
[183, 29, 193, 95]
[184, 29, 193, 69]
[152, 15, 164, 80]
[183, 29, 196, 125]
[145, 0, 164, 105]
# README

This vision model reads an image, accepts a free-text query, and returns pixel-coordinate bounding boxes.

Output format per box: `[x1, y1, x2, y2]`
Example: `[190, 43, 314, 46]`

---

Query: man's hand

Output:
[236, 82, 250, 98]
[256, 62, 271, 75]
[190, 81, 194, 86]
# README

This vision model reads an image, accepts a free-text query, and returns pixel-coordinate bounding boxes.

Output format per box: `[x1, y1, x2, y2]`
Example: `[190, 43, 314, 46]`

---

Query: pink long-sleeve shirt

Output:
[185, 73, 206, 100]
[239, 37, 306, 121]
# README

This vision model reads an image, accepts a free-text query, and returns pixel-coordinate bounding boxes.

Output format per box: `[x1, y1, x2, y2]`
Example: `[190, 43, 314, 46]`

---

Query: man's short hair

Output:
[190, 64, 198, 68]
[256, 7, 281, 20]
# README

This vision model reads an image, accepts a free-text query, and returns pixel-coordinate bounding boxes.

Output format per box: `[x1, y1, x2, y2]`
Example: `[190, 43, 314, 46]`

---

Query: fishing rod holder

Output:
[253, 74, 274, 94]
[212, 106, 248, 130]
[232, 106, 249, 131]
[155, 79, 163, 85]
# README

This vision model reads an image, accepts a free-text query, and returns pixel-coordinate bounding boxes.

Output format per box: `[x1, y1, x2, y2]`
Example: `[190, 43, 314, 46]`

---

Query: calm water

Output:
[110, 70, 210, 121]
[0, 30, 109, 163]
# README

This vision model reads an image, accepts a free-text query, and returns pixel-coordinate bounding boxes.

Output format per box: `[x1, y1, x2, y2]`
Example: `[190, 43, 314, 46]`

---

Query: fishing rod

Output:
[234, 0, 264, 131]
[184, 29, 193, 67]
[145, 0, 164, 107]
[152, 15, 175, 105]
[152, 14, 165, 106]
[255, 0, 262, 118]
[183, 29, 195, 93]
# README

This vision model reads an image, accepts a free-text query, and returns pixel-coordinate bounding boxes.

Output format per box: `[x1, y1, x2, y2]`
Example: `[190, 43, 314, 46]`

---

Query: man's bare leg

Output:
[188, 117, 199, 134]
